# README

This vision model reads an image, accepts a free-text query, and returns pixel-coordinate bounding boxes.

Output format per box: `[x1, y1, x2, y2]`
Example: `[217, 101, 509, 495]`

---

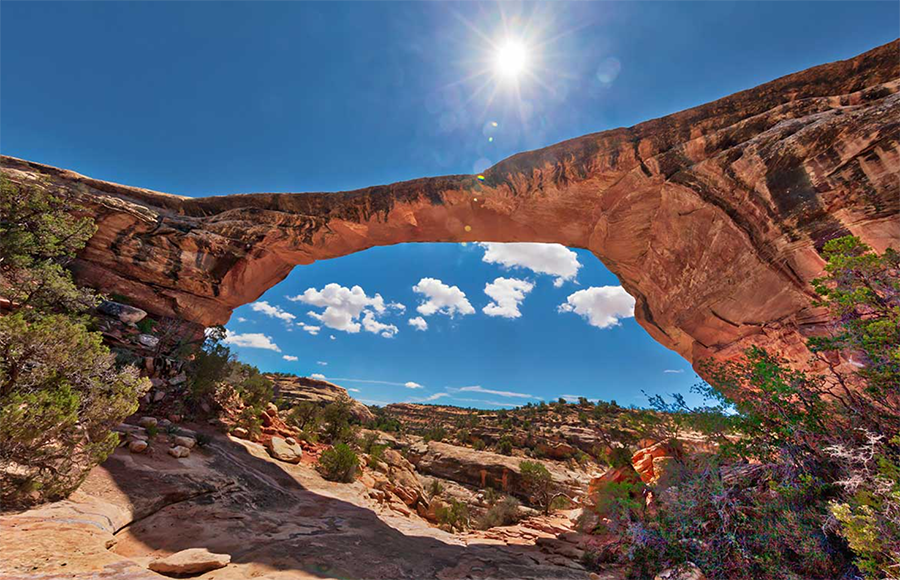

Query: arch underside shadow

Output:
[1, 40, 898, 379]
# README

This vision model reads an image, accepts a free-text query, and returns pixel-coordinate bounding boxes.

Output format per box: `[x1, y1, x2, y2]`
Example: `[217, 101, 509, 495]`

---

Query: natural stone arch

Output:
[2, 40, 898, 378]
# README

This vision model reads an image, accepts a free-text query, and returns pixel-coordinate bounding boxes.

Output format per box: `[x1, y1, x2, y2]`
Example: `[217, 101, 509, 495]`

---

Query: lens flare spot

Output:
[464, 225, 472, 232]
[476, 174, 486, 181]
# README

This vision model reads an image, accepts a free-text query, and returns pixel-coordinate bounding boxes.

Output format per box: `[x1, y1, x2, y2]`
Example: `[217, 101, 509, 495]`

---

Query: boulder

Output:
[138, 416, 158, 429]
[654, 563, 706, 580]
[266, 436, 302, 464]
[137, 333, 159, 348]
[168, 445, 190, 459]
[172, 435, 196, 449]
[148, 548, 230, 575]
[632, 440, 681, 484]
[232, 427, 249, 439]
[128, 440, 148, 453]
[97, 300, 146, 325]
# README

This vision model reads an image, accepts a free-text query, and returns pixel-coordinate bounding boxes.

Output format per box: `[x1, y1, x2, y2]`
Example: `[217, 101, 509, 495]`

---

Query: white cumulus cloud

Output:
[558, 286, 635, 329]
[405, 381, 424, 389]
[478, 242, 581, 287]
[222, 331, 281, 352]
[297, 322, 321, 335]
[310, 373, 327, 380]
[288, 283, 398, 337]
[282, 355, 298, 362]
[362, 311, 399, 338]
[412, 278, 475, 317]
[482, 277, 534, 318]
[408, 316, 428, 331]
[250, 300, 296, 324]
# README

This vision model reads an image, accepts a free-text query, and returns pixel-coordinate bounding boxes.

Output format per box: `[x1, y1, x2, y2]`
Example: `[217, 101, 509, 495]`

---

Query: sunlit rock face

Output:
[2, 40, 897, 377]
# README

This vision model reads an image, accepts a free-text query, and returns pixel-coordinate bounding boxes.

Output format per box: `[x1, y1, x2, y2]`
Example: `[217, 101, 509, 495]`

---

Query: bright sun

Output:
[495, 39, 528, 78]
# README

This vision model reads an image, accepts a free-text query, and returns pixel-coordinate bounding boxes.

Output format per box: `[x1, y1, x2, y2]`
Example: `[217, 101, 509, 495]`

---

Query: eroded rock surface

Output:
[1, 41, 898, 379]
[410, 441, 586, 502]
[0, 426, 597, 580]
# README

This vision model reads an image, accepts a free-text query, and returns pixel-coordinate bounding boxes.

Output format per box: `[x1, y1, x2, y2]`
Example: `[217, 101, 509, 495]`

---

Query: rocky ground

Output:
[0, 419, 622, 580]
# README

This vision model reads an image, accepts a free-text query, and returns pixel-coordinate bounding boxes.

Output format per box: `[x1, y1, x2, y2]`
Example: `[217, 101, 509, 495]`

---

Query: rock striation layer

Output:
[2, 41, 898, 376]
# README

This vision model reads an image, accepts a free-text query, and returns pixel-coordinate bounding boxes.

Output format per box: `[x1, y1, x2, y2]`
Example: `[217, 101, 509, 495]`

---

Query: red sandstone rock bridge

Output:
[2, 40, 898, 378]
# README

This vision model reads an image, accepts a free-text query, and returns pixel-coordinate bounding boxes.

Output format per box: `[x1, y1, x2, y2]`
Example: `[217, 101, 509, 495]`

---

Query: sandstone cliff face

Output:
[1, 41, 897, 377]
[269, 374, 375, 423]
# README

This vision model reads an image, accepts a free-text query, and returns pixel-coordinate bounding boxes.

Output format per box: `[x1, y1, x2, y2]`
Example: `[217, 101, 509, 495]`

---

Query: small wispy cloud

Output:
[251, 301, 296, 324]
[409, 392, 451, 403]
[317, 361, 328, 366]
[222, 331, 281, 352]
[663, 369, 685, 374]
[347, 388, 361, 393]
[405, 381, 424, 389]
[282, 355, 298, 361]
[454, 385, 536, 399]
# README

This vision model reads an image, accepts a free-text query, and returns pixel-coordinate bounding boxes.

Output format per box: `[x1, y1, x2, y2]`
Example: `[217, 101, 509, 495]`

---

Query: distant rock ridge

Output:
[268, 374, 375, 423]
[2, 40, 898, 380]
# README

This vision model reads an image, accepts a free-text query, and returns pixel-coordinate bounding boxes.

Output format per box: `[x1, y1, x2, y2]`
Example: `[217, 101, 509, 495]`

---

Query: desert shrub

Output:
[0, 312, 149, 506]
[475, 495, 520, 529]
[187, 326, 233, 407]
[472, 438, 486, 451]
[435, 498, 469, 531]
[628, 460, 845, 580]
[369, 406, 402, 432]
[422, 425, 446, 443]
[187, 328, 272, 417]
[496, 435, 513, 455]
[145, 424, 159, 438]
[519, 460, 557, 513]
[287, 401, 322, 431]
[0, 181, 150, 507]
[427, 478, 444, 498]
[322, 400, 355, 443]
[230, 363, 274, 410]
[357, 431, 380, 454]
[194, 432, 212, 448]
[0, 178, 98, 315]
[318, 443, 359, 482]
[236, 406, 263, 439]
[598, 237, 900, 580]
[825, 432, 900, 579]
[366, 445, 386, 468]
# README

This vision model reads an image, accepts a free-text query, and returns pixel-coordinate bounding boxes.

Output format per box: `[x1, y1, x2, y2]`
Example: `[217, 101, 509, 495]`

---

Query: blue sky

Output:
[3, 2, 896, 408]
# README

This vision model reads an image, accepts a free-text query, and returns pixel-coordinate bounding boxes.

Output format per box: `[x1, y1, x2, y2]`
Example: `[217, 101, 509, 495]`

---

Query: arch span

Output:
[2, 40, 898, 375]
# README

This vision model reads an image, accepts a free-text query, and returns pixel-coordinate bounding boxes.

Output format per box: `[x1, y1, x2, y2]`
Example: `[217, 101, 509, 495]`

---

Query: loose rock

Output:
[148, 548, 230, 576]
[168, 445, 190, 459]
[266, 436, 302, 464]
[138, 417, 158, 429]
[128, 440, 148, 453]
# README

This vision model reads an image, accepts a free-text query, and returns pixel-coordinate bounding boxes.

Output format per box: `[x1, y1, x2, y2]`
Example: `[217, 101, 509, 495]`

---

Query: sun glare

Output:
[495, 39, 528, 78]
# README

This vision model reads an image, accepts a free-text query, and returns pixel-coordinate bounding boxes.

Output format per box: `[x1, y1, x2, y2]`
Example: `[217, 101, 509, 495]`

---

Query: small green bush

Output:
[435, 498, 469, 531]
[318, 443, 359, 482]
[519, 460, 557, 513]
[475, 495, 520, 529]
[427, 478, 444, 498]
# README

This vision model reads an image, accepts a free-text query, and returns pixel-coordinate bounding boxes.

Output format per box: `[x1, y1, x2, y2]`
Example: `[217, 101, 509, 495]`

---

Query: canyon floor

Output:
[0, 423, 618, 580]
